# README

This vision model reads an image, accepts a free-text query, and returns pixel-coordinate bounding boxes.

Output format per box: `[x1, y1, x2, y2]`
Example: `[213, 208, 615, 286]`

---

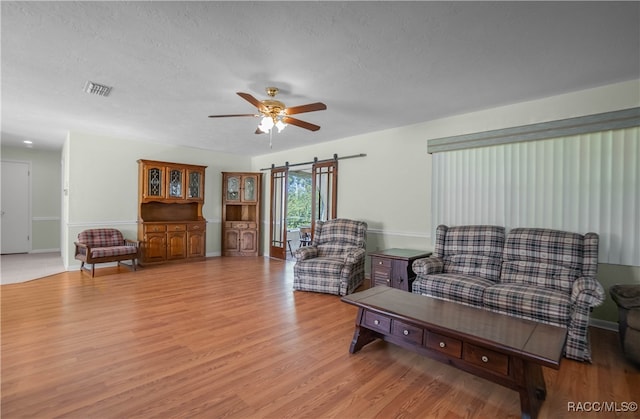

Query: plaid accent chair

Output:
[293, 219, 367, 296]
[483, 228, 604, 362]
[74, 228, 139, 277]
[412, 225, 506, 306]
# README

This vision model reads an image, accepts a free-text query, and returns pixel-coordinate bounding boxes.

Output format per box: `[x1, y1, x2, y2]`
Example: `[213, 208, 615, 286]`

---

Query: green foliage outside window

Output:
[287, 171, 312, 229]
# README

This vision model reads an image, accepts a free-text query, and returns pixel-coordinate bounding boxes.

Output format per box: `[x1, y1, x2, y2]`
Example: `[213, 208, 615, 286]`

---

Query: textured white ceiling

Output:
[2, 1, 639, 155]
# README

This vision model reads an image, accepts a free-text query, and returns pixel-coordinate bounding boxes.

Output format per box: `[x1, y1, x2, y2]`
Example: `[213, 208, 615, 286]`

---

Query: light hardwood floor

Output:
[1, 258, 638, 418]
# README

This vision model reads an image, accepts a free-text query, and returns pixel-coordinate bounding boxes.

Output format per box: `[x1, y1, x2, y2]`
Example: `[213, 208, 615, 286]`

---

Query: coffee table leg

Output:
[349, 308, 378, 354]
[518, 361, 547, 419]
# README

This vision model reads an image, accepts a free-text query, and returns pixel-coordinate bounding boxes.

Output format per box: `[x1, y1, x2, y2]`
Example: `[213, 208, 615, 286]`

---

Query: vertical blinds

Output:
[432, 126, 639, 265]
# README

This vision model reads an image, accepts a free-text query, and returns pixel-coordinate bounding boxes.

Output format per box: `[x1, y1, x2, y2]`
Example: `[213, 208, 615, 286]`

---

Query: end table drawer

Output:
[425, 331, 462, 358]
[363, 311, 391, 333]
[392, 320, 423, 345]
[463, 343, 509, 376]
[371, 257, 392, 268]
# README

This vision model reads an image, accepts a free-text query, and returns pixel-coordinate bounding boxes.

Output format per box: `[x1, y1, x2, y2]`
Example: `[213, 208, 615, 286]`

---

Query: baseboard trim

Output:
[29, 248, 61, 254]
[590, 318, 618, 332]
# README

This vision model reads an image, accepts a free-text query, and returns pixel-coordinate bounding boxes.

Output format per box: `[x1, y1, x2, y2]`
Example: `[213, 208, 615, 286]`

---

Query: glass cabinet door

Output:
[147, 167, 164, 198]
[243, 176, 257, 202]
[187, 170, 203, 199]
[226, 176, 240, 202]
[168, 168, 184, 198]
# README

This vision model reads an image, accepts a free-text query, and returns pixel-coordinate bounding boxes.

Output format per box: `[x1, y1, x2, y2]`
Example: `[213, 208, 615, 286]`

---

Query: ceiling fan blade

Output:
[255, 128, 265, 134]
[208, 114, 258, 118]
[284, 102, 327, 115]
[237, 92, 266, 112]
[282, 116, 321, 132]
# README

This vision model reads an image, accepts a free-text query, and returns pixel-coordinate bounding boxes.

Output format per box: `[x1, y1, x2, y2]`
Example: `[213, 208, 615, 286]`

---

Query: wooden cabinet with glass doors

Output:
[137, 159, 207, 265]
[221, 172, 262, 256]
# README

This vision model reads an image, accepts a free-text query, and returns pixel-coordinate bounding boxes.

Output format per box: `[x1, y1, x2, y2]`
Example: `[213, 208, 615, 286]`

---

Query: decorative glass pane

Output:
[244, 177, 256, 201]
[148, 168, 162, 196]
[169, 169, 182, 197]
[188, 172, 201, 198]
[227, 177, 240, 201]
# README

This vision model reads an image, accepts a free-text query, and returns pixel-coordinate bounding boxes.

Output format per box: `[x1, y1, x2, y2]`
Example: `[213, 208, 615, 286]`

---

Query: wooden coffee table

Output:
[341, 286, 566, 419]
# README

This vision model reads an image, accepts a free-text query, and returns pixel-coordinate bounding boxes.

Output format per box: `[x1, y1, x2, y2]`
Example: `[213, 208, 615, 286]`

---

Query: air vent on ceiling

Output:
[83, 81, 112, 97]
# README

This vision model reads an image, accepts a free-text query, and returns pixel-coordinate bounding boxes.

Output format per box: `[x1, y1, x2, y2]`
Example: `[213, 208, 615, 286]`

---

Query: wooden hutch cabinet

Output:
[137, 159, 207, 265]
[221, 172, 262, 256]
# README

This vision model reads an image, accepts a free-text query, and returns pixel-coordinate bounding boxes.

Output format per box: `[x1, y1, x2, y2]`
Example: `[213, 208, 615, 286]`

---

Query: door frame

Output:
[269, 166, 288, 259]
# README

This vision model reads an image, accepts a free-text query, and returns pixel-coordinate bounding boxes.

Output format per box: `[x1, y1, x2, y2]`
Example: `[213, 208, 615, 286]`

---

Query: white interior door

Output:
[1, 161, 31, 254]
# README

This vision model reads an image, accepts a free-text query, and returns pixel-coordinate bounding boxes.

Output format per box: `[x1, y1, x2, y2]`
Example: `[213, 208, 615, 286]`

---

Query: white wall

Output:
[63, 132, 252, 269]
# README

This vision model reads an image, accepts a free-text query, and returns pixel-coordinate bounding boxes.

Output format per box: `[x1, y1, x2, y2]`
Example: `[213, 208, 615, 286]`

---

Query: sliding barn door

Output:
[311, 159, 338, 236]
[269, 167, 288, 259]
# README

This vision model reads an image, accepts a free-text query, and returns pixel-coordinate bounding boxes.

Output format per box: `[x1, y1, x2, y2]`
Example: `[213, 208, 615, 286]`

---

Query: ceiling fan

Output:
[208, 87, 327, 134]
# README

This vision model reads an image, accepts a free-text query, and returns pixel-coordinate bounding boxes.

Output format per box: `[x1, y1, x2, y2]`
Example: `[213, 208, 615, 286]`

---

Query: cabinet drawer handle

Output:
[403, 330, 410, 336]
[439, 342, 446, 348]
[374, 320, 380, 325]
[379, 261, 383, 265]
[481, 355, 489, 363]
[193, 225, 199, 229]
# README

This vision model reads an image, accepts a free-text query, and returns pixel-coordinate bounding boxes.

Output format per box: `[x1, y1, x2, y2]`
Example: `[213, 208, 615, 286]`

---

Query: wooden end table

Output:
[369, 248, 431, 291]
[342, 286, 566, 419]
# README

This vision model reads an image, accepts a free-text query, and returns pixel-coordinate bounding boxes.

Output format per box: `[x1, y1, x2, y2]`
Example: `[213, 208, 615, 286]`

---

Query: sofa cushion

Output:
[501, 228, 586, 293]
[78, 228, 124, 248]
[443, 254, 502, 282]
[501, 261, 579, 294]
[294, 257, 344, 278]
[439, 225, 505, 281]
[483, 283, 572, 326]
[412, 273, 494, 307]
[91, 246, 138, 258]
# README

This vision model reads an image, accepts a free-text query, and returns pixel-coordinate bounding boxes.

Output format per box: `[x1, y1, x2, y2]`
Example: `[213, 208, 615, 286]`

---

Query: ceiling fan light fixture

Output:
[275, 120, 287, 133]
[258, 116, 274, 132]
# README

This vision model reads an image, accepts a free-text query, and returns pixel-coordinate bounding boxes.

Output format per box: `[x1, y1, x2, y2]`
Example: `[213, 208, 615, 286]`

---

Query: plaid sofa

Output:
[74, 228, 139, 277]
[293, 219, 367, 296]
[412, 225, 605, 362]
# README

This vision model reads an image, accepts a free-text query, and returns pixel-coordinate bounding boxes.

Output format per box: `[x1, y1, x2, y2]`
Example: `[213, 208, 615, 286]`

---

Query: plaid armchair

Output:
[74, 228, 139, 277]
[293, 219, 367, 296]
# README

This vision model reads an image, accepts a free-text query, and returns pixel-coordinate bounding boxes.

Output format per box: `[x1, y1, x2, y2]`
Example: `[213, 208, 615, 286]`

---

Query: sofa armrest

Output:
[412, 257, 444, 275]
[295, 246, 318, 261]
[124, 239, 140, 247]
[345, 247, 366, 264]
[571, 276, 606, 308]
[74, 241, 90, 256]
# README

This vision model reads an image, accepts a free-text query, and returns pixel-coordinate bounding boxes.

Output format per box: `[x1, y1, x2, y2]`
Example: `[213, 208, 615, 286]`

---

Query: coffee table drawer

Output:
[392, 320, 423, 345]
[363, 310, 391, 333]
[463, 343, 509, 375]
[425, 331, 462, 358]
